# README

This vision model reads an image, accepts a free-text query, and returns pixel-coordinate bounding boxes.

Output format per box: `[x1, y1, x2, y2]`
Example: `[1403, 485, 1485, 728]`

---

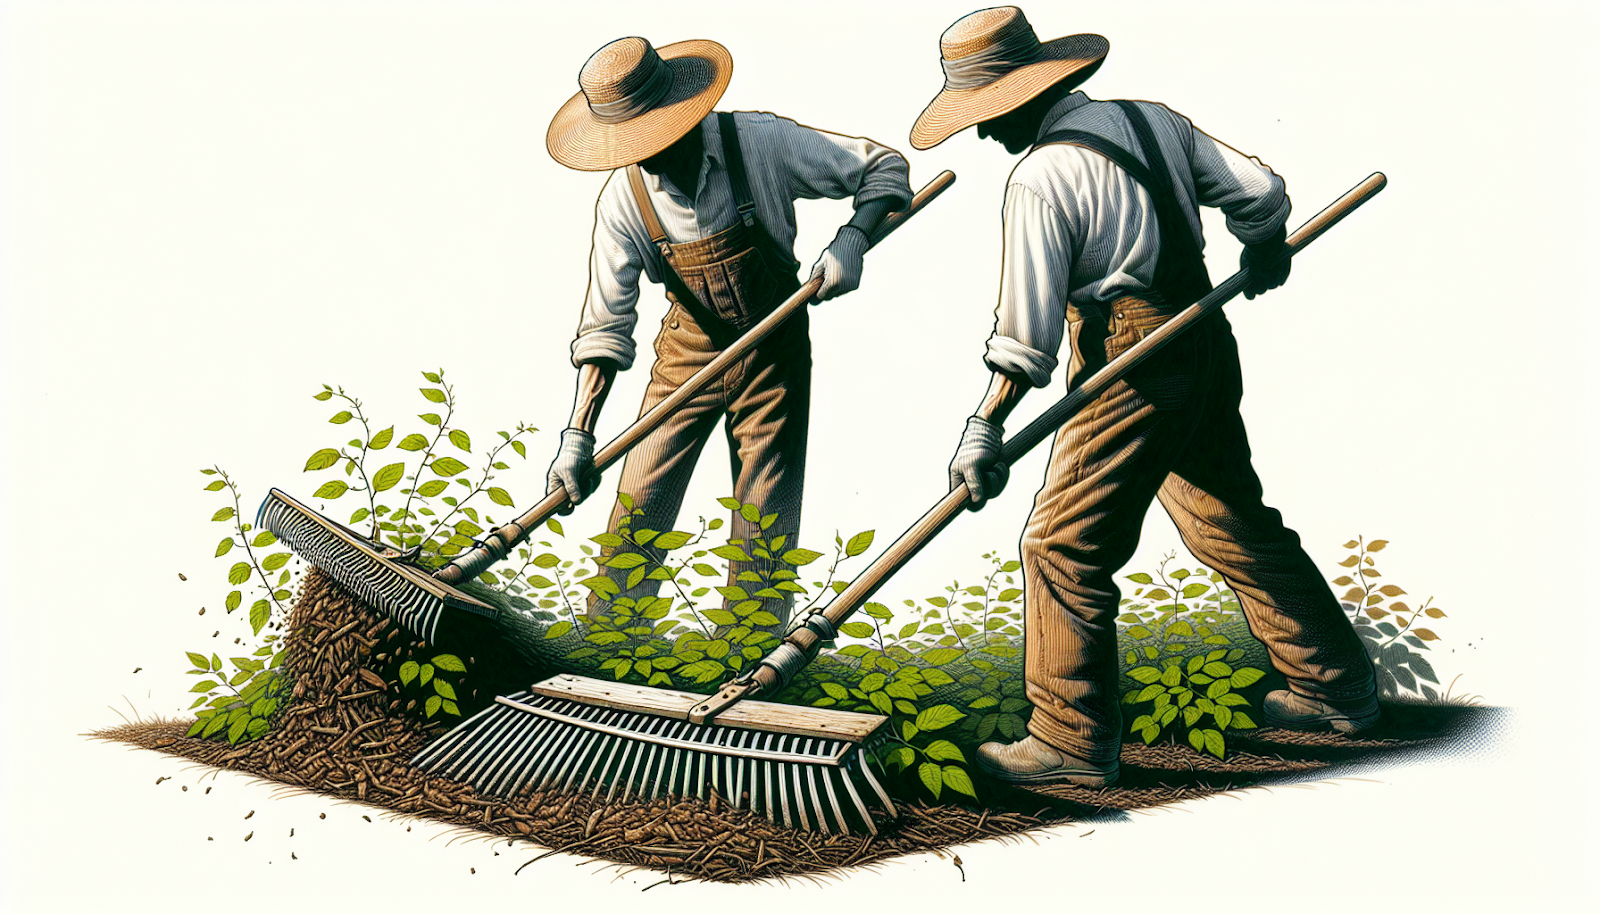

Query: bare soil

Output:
[95, 570, 1501, 883]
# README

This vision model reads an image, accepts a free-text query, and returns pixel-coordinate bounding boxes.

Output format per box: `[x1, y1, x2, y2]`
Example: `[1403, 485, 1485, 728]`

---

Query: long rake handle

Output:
[690, 171, 1387, 722]
[435, 171, 957, 585]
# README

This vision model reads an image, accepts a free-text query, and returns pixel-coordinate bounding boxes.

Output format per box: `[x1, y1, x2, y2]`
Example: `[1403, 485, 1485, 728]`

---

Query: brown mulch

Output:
[94, 569, 1489, 883]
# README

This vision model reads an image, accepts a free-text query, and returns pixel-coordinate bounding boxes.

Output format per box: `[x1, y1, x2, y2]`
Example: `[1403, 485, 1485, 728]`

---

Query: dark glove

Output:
[807, 225, 869, 302]
[949, 416, 1009, 511]
[546, 428, 599, 515]
[1240, 226, 1291, 300]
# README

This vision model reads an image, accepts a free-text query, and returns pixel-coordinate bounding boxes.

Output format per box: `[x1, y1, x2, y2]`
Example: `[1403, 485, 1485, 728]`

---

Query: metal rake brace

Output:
[411, 676, 895, 834]
[257, 172, 956, 644]
[410, 173, 1388, 835]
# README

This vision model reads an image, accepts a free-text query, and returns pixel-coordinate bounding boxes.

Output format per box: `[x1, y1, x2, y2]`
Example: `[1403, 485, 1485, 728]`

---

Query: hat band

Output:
[588, 60, 677, 125]
[940, 37, 1044, 91]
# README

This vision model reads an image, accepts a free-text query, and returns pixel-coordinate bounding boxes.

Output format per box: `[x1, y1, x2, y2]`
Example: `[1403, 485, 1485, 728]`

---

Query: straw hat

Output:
[547, 36, 733, 171]
[911, 7, 1108, 150]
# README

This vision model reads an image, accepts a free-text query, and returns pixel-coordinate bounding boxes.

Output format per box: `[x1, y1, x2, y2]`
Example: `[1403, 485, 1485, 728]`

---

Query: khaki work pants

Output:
[1020, 297, 1376, 763]
[593, 304, 810, 625]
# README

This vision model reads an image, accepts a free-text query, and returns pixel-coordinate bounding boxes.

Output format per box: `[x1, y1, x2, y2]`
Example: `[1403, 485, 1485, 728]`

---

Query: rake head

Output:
[411, 675, 897, 835]
[257, 487, 495, 642]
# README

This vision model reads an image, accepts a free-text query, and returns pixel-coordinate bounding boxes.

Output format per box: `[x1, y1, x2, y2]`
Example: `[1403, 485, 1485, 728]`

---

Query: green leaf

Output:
[781, 548, 824, 566]
[923, 739, 965, 763]
[914, 704, 965, 732]
[211, 507, 235, 523]
[214, 537, 234, 558]
[1202, 728, 1226, 759]
[544, 620, 574, 640]
[425, 695, 442, 717]
[313, 480, 348, 499]
[262, 552, 291, 571]
[839, 622, 875, 639]
[431, 456, 468, 477]
[371, 462, 405, 493]
[399, 433, 430, 451]
[420, 388, 447, 403]
[710, 544, 752, 562]
[845, 530, 875, 557]
[485, 486, 514, 507]
[226, 562, 251, 585]
[445, 429, 471, 453]
[398, 661, 419, 685]
[329, 411, 353, 425]
[1182, 583, 1210, 599]
[313, 390, 333, 401]
[190, 679, 219, 693]
[942, 765, 977, 798]
[1126, 572, 1154, 584]
[821, 682, 849, 700]
[433, 679, 457, 700]
[1127, 666, 1162, 684]
[919, 648, 963, 666]
[1230, 668, 1266, 688]
[304, 448, 341, 472]
[249, 600, 270, 635]
[606, 552, 647, 570]
[431, 654, 466, 673]
[917, 762, 944, 799]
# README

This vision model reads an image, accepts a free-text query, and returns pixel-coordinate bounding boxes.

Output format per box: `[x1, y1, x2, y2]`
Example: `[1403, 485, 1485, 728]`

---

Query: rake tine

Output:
[608, 716, 659, 804]
[530, 706, 593, 791]
[776, 741, 794, 828]
[413, 700, 511, 772]
[484, 711, 563, 797]
[477, 699, 571, 794]
[648, 720, 685, 800]
[622, 719, 667, 804]
[857, 746, 897, 819]
[838, 753, 878, 836]
[733, 730, 752, 811]
[761, 733, 777, 825]
[560, 710, 621, 793]
[438, 706, 525, 782]
[821, 751, 848, 835]
[790, 746, 810, 831]
[587, 713, 639, 800]
[803, 740, 830, 835]
[694, 730, 709, 801]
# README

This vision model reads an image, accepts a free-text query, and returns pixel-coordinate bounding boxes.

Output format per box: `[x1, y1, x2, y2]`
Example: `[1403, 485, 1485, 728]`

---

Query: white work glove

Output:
[949, 416, 1009, 511]
[807, 225, 870, 302]
[546, 428, 599, 515]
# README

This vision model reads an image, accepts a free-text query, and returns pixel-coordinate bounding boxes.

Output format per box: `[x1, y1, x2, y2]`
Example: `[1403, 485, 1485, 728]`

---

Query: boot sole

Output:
[1263, 705, 1380, 735]
[976, 761, 1120, 788]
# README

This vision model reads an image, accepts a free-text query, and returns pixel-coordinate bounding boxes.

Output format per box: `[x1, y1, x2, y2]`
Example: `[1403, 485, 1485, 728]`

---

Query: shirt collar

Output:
[1034, 91, 1094, 144]
[651, 111, 722, 203]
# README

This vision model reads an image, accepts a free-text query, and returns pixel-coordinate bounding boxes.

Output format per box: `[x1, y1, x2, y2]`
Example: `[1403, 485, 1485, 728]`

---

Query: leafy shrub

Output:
[1334, 537, 1449, 700]
[1116, 554, 1266, 759]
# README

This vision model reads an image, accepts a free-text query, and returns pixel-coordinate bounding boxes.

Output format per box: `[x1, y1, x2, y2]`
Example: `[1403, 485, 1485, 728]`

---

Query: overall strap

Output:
[627, 164, 674, 260]
[717, 112, 758, 228]
[1037, 100, 1212, 302]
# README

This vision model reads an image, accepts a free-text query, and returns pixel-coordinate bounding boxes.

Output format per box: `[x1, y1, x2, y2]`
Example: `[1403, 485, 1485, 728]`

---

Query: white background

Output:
[3, 0, 1596, 910]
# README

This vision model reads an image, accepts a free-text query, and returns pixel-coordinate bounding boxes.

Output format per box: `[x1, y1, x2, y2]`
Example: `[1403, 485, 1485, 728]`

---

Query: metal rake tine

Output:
[529, 705, 593, 791]
[414, 702, 509, 772]
[436, 705, 525, 782]
[732, 730, 750, 811]
[761, 732, 778, 825]
[788, 739, 809, 831]
[623, 718, 669, 804]
[588, 713, 640, 800]
[477, 700, 569, 795]
[460, 710, 547, 789]
[608, 715, 661, 804]
[820, 748, 849, 835]
[648, 720, 686, 800]
[803, 740, 831, 835]
[838, 753, 879, 836]
[694, 729, 709, 800]
[776, 736, 795, 828]
[559, 709, 622, 793]
[484, 710, 565, 797]
[857, 746, 898, 819]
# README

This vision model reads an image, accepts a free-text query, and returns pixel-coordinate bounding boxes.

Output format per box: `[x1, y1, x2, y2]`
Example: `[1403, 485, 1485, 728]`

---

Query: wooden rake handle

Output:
[436, 170, 958, 585]
[691, 172, 1388, 720]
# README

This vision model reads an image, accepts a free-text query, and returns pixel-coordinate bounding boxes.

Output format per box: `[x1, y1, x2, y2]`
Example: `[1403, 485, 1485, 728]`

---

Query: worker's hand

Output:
[807, 225, 869, 302]
[949, 416, 1009, 511]
[1240, 226, 1291, 300]
[546, 428, 600, 515]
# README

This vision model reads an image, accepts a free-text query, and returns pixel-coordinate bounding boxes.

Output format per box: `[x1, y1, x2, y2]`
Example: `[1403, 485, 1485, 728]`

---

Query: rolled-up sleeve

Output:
[984, 182, 1072, 388]
[772, 117, 914, 211]
[570, 177, 644, 370]
[1189, 126, 1291, 245]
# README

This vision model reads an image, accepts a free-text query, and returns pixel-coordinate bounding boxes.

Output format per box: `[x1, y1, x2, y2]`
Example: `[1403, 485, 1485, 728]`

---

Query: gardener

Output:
[912, 7, 1379, 786]
[544, 36, 913, 626]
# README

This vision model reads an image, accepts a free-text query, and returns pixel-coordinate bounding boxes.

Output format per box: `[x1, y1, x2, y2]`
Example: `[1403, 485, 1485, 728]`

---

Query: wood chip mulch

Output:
[93, 569, 1483, 883]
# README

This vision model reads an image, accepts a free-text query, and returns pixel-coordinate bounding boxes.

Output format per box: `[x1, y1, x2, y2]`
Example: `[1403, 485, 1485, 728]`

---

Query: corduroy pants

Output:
[1020, 296, 1375, 762]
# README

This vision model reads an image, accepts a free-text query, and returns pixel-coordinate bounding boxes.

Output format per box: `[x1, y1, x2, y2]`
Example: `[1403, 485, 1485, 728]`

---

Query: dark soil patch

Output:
[95, 570, 1505, 883]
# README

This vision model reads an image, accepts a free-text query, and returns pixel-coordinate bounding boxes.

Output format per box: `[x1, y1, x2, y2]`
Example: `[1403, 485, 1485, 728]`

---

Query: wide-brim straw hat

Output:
[548, 36, 732, 171]
[911, 7, 1108, 150]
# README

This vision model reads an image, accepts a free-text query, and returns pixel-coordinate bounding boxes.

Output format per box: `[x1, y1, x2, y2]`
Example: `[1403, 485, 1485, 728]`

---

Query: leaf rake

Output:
[409, 173, 1389, 834]
[256, 171, 957, 644]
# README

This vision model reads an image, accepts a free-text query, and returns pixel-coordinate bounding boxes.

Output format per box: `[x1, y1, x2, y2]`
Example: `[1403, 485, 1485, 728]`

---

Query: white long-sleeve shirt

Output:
[571, 110, 913, 369]
[985, 92, 1292, 387]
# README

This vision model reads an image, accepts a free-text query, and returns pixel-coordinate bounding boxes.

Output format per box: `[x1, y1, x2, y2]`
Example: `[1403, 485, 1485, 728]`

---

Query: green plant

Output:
[1334, 537, 1449, 700]
[1117, 553, 1266, 759]
[397, 653, 468, 719]
[301, 370, 536, 569]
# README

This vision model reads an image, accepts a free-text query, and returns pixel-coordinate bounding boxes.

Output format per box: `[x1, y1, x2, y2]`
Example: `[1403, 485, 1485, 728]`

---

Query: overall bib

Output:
[594, 113, 811, 629]
[1017, 102, 1376, 762]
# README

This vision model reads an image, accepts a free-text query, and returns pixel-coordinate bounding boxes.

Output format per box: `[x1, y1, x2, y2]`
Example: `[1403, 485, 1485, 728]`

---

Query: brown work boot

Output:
[976, 735, 1120, 787]
[1263, 689, 1381, 735]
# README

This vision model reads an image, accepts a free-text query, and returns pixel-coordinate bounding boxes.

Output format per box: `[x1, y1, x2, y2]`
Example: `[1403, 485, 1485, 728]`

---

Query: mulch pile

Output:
[96, 569, 1479, 883]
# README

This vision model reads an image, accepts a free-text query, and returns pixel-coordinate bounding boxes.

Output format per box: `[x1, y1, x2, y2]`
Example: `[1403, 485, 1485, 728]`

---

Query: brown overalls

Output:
[1018, 102, 1376, 763]
[593, 113, 809, 627]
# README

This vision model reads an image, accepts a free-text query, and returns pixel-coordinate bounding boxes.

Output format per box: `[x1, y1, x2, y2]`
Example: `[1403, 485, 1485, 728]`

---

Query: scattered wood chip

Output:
[244, 810, 254, 820]
[244, 832, 253, 842]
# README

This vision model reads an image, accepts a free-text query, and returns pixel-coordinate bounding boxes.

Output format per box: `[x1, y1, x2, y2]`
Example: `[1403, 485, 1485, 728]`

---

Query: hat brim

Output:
[910, 34, 1109, 151]
[547, 39, 733, 171]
